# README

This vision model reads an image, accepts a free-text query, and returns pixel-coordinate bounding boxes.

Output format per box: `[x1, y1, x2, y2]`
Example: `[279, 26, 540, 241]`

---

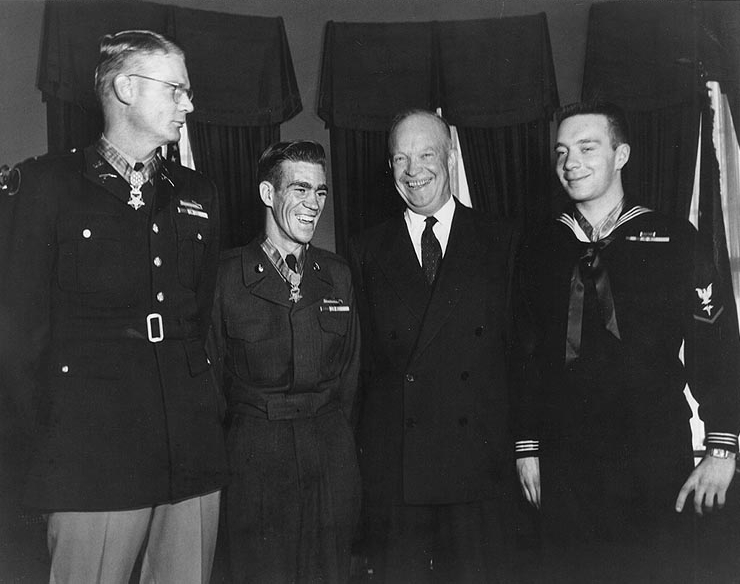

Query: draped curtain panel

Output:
[188, 122, 279, 249]
[319, 15, 559, 256]
[582, 1, 702, 216]
[37, 0, 302, 248]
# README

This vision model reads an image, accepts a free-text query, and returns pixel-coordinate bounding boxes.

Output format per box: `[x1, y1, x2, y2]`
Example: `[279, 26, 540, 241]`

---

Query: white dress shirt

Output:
[404, 195, 456, 267]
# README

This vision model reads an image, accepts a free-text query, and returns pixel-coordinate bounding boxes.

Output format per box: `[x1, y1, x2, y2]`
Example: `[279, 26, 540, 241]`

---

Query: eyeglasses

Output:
[127, 74, 194, 104]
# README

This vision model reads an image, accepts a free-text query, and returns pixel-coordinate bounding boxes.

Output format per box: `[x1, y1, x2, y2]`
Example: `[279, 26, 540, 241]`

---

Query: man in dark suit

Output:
[213, 141, 361, 583]
[0, 30, 227, 583]
[350, 110, 519, 583]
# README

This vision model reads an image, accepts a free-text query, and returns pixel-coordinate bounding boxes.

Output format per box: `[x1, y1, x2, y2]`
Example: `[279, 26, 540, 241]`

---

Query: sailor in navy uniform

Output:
[0, 30, 226, 584]
[513, 101, 740, 583]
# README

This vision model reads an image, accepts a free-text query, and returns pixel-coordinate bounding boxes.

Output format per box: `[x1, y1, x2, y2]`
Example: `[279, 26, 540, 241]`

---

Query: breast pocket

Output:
[56, 215, 139, 300]
[318, 311, 349, 379]
[175, 216, 207, 290]
[226, 318, 290, 385]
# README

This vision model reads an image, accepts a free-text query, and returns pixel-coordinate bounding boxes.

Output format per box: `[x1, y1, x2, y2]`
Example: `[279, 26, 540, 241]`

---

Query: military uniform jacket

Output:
[1, 146, 228, 511]
[512, 208, 740, 458]
[212, 239, 360, 418]
[350, 201, 518, 505]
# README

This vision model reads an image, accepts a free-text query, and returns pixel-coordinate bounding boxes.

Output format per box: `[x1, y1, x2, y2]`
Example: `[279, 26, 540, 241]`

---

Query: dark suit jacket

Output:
[350, 200, 518, 505]
[0, 146, 228, 512]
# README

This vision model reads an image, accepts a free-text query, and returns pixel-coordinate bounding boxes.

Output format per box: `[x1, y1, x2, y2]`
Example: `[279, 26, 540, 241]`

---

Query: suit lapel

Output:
[411, 202, 481, 362]
[372, 215, 430, 323]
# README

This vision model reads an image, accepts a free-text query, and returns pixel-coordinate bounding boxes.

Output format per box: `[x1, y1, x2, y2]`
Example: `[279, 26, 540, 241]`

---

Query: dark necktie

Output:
[565, 235, 621, 365]
[285, 254, 298, 273]
[421, 216, 442, 285]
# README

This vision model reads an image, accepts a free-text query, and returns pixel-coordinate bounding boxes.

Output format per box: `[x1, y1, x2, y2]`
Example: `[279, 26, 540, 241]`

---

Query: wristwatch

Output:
[707, 447, 737, 459]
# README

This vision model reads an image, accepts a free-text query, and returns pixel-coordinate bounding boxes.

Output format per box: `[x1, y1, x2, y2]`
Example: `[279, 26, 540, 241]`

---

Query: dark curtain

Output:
[38, 1, 302, 249]
[44, 95, 102, 155]
[189, 122, 279, 250]
[582, 1, 701, 217]
[329, 128, 402, 254]
[457, 119, 553, 229]
[620, 104, 700, 217]
[319, 15, 559, 256]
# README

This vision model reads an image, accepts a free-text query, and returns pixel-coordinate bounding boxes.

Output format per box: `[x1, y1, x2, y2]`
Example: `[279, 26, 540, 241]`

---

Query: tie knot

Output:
[133, 162, 144, 172]
[424, 216, 438, 230]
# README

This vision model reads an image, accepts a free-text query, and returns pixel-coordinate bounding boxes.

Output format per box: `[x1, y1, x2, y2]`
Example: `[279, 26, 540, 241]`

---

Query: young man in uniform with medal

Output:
[513, 100, 740, 582]
[1, 30, 227, 583]
[212, 140, 361, 584]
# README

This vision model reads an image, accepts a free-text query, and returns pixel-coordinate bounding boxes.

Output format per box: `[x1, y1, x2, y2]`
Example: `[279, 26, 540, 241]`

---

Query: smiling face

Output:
[389, 113, 454, 216]
[555, 113, 630, 209]
[261, 161, 327, 252]
[126, 52, 193, 149]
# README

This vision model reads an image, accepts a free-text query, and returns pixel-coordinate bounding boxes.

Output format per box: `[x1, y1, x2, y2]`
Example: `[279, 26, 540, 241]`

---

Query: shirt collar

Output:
[96, 135, 161, 185]
[404, 194, 456, 230]
[574, 197, 625, 242]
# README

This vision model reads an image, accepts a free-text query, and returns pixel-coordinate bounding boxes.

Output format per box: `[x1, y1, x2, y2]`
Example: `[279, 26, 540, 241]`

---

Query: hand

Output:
[675, 455, 736, 515]
[517, 456, 541, 509]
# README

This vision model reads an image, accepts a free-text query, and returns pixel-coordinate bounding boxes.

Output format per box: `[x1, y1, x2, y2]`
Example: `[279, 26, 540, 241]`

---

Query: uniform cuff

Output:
[704, 432, 739, 452]
[515, 439, 539, 458]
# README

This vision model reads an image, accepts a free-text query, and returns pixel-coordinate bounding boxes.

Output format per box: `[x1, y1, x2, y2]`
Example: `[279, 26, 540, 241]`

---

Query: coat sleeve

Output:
[682, 223, 740, 452]
[509, 234, 545, 458]
[0, 157, 58, 440]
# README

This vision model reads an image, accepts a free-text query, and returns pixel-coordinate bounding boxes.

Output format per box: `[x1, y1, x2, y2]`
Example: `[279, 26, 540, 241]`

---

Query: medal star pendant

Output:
[289, 283, 302, 303]
[128, 170, 146, 210]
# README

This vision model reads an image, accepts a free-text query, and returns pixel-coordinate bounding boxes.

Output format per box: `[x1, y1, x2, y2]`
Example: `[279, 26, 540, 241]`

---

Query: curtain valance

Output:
[318, 14, 559, 131]
[38, 1, 301, 126]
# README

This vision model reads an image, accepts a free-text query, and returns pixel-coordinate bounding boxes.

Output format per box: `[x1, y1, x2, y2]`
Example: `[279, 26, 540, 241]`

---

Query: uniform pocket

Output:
[56, 215, 133, 293]
[318, 311, 349, 378]
[175, 217, 207, 290]
[225, 318, 290, 385]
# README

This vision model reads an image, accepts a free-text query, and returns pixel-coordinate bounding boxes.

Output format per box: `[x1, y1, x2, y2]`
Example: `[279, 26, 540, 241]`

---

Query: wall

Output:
[0, 0, 653, 250]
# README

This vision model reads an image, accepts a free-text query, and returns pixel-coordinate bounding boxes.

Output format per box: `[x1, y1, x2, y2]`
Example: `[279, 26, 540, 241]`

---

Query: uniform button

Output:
[152, 223, 159, 233]
[196, 232, 203, 241]
[406, 373, 415, 383]
[82, 229, 92, 239]
[156, 292, 165, 302]
[61, 365, 69, 373]
[458, 416, 468, 427]
[475, 326, 484, 337]
[153, 256, 162, 267]
[405, 417, 417, 429]
[460, 371, 469, 381]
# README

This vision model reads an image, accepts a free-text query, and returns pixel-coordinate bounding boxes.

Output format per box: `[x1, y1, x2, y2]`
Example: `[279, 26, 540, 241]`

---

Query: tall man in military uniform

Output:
[513, 100, 740, 582]
[212, 141, 361, 583]
[349, 110, 519, 583]
[1, 30, 227, 583]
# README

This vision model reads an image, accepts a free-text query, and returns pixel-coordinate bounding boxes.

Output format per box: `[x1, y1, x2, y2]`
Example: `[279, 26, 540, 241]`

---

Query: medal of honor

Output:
[288, 281, 302, 303]
[128, 168, 145, 210]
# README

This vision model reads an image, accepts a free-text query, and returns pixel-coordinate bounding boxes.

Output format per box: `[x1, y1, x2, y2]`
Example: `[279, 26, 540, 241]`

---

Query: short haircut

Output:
[257, 141, 326, 188]
[556, 100, 630, 148]
[388, 109, 452, 153]
[94, 30, 185, 104]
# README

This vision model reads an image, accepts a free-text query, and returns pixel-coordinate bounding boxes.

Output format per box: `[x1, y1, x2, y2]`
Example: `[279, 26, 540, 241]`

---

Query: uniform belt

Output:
[56, 315, 200, 343]
[231, 393, 338, 421]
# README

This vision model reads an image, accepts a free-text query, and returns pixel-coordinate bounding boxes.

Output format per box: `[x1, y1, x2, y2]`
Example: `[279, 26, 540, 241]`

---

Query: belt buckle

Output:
[146, 313, 164, 343]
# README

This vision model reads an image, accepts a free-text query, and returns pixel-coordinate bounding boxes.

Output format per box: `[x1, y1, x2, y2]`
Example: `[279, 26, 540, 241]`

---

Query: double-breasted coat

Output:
[1, 146, 228, 512]
[349, 200, 518, 506]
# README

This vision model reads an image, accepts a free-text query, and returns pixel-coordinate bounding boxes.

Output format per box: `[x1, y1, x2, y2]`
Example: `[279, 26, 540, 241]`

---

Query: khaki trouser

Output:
[47, 490, 220, 584]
